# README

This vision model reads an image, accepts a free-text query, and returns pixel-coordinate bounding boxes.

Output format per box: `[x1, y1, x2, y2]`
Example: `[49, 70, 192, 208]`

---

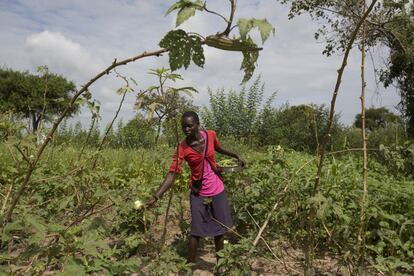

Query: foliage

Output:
[116, 115, 157, 149]
[159, 30, 205, 71]
[376, 1, 414, 137]
[0, 67, 78, 132]
[166, 0, 204, 27]
[201, 75, 273, 142]
[163, 0, 275, 83]
[224, 145, 414, 274]
[377, 141, 414, 179]
[54, 120, 101, 147]
[135, 68, 197, 144]
[215, 238, 254, 275]
[354, 107, 401, 131]
[1, 138, 414, 274]
[237, 19, 275, 83]
[257, 103, 344, 152]
[342, 123, 409, 150]
[0, 111, 25, 141]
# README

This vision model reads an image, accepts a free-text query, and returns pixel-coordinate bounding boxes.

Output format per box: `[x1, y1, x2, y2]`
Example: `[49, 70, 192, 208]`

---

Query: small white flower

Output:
[134, 199, 144, 210]
[223, 240, 229, 245]
[29, 155, 35, 159]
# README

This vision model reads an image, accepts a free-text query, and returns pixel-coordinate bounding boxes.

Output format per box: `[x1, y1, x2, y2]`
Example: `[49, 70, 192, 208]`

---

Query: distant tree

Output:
[354, 107, 401, 131]
[117, 114, 156, 148]
[0, 67, 77, 133]
[257, 104, 343, 152]
[135, 68, 197, 144]
[202, 75, 274, 142]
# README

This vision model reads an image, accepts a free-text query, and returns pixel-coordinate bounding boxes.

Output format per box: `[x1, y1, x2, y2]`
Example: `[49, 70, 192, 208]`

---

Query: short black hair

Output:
[182, 111, 200, 124]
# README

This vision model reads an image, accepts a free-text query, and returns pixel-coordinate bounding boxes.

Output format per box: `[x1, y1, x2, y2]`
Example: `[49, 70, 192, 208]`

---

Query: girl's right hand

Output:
[145, 196, 158, 208]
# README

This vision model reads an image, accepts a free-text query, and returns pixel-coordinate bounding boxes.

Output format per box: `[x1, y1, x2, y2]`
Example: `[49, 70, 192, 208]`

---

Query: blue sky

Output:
[0, 0, 400, 129]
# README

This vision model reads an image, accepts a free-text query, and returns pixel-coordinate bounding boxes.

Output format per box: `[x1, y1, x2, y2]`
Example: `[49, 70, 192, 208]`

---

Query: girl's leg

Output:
[214, 234, 224, 260]
[188, 235, 200, 263]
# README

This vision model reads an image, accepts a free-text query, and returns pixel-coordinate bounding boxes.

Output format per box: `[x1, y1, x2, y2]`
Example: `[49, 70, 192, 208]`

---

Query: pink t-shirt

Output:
[199, 131, 224, 196]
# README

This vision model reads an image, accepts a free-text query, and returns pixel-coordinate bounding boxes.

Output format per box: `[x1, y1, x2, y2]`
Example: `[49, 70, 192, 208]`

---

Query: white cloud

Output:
[25, 31, 102, 81]
[0, 0, 401, 129]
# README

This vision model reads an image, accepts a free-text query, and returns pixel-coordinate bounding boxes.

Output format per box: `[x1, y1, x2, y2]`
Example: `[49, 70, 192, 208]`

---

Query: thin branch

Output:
[78, 116, 97, 160]
[14, 145, 30, 164]
[92, 68, 132, 169]
[160, 190, 174, 249]
[1, 184, 13, 215]
[364, 19, 407, 54]
[203, 2, 229, 24]
[219, 0, 237, 36]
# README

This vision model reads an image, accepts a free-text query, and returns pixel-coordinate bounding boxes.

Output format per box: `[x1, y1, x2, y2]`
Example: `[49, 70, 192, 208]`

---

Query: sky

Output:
[0, 0, 401, 130]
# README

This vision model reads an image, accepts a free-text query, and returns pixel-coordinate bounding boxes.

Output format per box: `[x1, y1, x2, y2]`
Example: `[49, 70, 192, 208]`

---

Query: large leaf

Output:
[240, 37, 259, 83]
[166, 0, 203, 27]
[159, 29, 205, 71]
[177, 6, 196, 26]
[238, 18, 275, 44]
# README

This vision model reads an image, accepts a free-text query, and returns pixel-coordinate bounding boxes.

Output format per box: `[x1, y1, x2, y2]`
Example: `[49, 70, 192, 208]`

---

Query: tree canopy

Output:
[0, 67, 77, 132]
[354, 107, 401, 131]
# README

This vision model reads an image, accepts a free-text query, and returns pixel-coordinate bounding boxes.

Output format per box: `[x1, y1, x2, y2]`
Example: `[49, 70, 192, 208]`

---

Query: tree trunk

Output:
[31, 112, 40, 133]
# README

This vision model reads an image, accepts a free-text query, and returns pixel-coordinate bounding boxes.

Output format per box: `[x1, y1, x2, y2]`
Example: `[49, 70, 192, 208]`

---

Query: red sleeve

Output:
[169, 144, 185, 173]
[212, 130, 221, 150]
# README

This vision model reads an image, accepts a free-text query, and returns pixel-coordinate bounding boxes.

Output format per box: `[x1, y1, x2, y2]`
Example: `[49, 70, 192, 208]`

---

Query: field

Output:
[1, 140, 413, 275]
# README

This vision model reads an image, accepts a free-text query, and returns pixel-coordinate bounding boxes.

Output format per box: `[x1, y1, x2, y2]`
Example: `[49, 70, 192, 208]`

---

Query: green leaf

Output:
[58, 195, 73, 211]
[159, 29, 205, 71]
[240, 37, 259, 83]
[238, 18, 275, 44]
[165, 2, 182, 15]
[191, 36, 205, 67]
[177, 7, 196, 26]
[238, 18, 251, 41]
[166, 0, 203, 26]
[254, 18, 275, 44]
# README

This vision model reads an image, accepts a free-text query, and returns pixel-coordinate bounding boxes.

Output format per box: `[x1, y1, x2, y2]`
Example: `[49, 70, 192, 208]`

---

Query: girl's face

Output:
[181, 116, 199, 138]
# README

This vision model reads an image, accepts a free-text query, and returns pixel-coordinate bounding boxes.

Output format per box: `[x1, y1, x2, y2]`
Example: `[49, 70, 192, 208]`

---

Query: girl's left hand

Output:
[237, 157, 246, 168]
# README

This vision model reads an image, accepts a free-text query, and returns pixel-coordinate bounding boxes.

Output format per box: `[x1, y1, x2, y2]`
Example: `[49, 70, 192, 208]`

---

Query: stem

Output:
[1, 183, 13, 215]
[160, 190, 173, 249]
[37, 71, 49, 137]
[92, 69, 131, 169]
[219, 0, 237, 36]
[203, 2, 229, 24]
[357, 0, 369, 264]
[306, 1, 377, 273]
[78, 116, 96, 160]
[2, 48, 168, 225]
[160, 92, 181, 249]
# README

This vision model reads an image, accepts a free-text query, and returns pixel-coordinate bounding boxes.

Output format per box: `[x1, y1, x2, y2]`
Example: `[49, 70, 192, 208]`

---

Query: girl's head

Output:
[181, 111, 200, 138]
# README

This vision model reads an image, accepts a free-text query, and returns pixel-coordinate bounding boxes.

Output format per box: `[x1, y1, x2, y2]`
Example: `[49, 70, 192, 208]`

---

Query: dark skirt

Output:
[190, 190, 233, 237]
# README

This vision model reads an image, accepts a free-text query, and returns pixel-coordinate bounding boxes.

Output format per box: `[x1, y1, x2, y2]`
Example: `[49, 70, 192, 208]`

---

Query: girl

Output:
[146, 111, 245, 264]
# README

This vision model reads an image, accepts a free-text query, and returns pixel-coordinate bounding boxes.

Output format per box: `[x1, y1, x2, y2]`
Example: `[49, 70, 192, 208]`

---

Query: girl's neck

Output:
[187, 130, 202, 143]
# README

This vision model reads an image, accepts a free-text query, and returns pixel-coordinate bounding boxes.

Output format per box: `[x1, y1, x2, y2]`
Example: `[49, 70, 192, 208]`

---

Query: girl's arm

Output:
[215, 147, 246, 167]
[146, 172, 176, 207]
